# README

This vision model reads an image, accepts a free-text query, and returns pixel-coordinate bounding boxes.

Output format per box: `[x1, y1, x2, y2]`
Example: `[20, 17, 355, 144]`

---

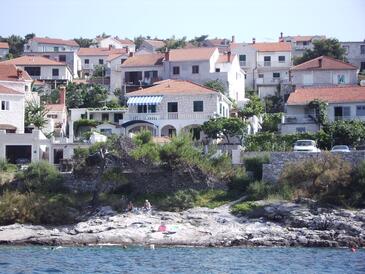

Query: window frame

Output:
[167, 102, 178, 112]
[192, 65, 199, 74]
[52, 68, 59, 77]
[193, 101, 204, 112]
[172, 66, 180, 75]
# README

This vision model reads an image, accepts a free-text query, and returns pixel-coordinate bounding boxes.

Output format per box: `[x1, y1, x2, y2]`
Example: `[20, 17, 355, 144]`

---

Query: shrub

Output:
[243, 154, 270, 180]
[231, 201, 260, 215]
[16, 161, 65, 193]
[246, 180, 273, 200]
[194, 189, 238, 208]
[0, 160, 16, 172]
[160, 189, 198, 211]
[228, 172, 251, 193]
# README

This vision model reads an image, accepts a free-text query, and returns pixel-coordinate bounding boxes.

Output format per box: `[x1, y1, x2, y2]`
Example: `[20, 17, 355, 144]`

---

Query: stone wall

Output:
[262, 151, 365, 183]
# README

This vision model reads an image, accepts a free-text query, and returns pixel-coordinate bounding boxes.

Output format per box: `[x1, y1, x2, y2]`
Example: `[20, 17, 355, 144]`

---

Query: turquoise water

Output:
[0, 246, 364, 273]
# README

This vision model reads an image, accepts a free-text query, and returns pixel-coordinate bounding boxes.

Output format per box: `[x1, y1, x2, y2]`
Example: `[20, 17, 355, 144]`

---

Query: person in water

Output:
[127, 201, 134, 212]
[144, 200, 152, 211]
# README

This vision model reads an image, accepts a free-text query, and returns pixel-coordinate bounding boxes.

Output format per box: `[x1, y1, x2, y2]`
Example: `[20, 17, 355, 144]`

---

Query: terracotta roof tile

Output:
[121, 53, 164, 67]
[31, 37, 79, 47]
[0, 64, 32, 81]
[46, 103, 66, 112]
[127, 79, 217, 96]
[291, 56, 357, 71]
[217, 53, 237, 63]
[144, 40, 166, 49]
[116, 38, 134, 45]
[252, 42, 292, 52]
[287, 86, 365, 105]
[78, 47, 126, 56]
[1, 56, 67, 66]
[0, 84, 23, 95]
[290, 35, 325, 42]
[0, 42, 9, 49]
[168, 47, 216, 62]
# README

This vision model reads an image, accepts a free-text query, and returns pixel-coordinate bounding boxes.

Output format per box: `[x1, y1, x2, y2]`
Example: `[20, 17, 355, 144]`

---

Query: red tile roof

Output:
[287, 86, 365, 105]
[1, 56, 67, 66]
[144, 40, 166, 49]
[290, 35, 325, 42]
[78, 47, 126, 56]
[291, 56, 357, 71]
[0, 84, 23, 95]
[127, 79, 218, 96]
[168, 47, 217, 61]
[31, 37, 79, 47]
[217, 53, 236, 63]
[0, 42, 9, 49]
[121, 53, 164, 67]
[252, 42, 292, 52]
[0, 64, 32, 81]
[116, 38, 134, 45]
[46, 103, 66, 112]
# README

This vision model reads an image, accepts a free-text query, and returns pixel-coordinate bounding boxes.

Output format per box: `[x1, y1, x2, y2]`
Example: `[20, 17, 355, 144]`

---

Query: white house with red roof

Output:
[24, 37, 80, 53]
[341, 41, 365, 73]
[0, 42, 9, 59]
[281, 34, 326, 57]
[290, 56, 358, 87]
[138, 39, 166, 53]
[280, 86, 365, 134]
[120, 79, 231, 139]
[93, 36, 135, 52]
[0, 56, 73, 84]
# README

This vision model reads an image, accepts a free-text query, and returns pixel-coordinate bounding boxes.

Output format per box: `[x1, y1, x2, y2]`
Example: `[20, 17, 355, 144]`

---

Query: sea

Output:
[0, 246, 364, 273]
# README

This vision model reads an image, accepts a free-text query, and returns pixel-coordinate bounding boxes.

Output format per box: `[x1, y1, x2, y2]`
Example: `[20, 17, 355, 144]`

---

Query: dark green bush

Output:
[160, 189, 199, 211]
[244, 154, 270, 180]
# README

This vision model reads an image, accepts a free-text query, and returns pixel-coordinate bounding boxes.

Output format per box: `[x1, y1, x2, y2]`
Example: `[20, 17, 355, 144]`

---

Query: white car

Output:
[331, 145, 350, 152]
[293, 140, 321, 152]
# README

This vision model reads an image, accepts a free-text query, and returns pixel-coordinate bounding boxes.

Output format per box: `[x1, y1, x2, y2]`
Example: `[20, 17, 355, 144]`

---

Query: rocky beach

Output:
[1, 200, 364, 248]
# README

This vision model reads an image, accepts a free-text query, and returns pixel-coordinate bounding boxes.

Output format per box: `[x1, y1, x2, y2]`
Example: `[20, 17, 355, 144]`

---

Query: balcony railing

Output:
[257, 61, 291, 68]
[334, 116, 353, 121]
[281, 114, 317, 124]
[239, 61, 247, 67]
[256, 78, 290, 85]
[122, 112, 213, 122]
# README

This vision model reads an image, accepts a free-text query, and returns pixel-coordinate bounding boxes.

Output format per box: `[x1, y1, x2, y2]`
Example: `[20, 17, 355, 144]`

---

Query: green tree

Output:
[189, 35, 209, 47]
[134, 35, 146, 50]
[201, 117, 248, 144]
[204, 79, 226, 94]
[239, 96, 264, 118]
[5, 35, 25, 57]
[157, 36, 187, 51]
[74, 37, 94, 48]
[25, 100, 48, 129]
[294, 38, 347, 65]
[324, 120, 365, 147]
[83, 84, 108, 108]
[308, 99, 328, 126]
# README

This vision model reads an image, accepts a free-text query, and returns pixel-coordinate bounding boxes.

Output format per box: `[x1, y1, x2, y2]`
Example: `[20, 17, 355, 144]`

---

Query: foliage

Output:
[134, 35, 147, 50]
[231, 201, 260, 215]
[189, 35, 209, 46]
[157, 36, 187, 51]
[65, 82, 108, 108]
[308, 99, 328, 126]
[204, 79, 226, 94]
[92, 65, 105, 78]
[261, 113, 283, 132]
[239, 96, 264, 118]
[245, 89, 258, 97]
[323, 120, 365, 147]
[160, 189, 198, 211]
[293, 38, 347, 65]
[194, 189, 239, 208]
[279, 153, 352, 199]
[0, 160, 16, 173]
[106, 98, 121, 109]
[201, 117, 248, 144]
[40, 89, 60, 104]
[25, 100, 49, 129]
[244, 155, 270, 181]
[74, 37, 95, 48]
[246, 180, 273, 201]
[264, 95, 284, 113]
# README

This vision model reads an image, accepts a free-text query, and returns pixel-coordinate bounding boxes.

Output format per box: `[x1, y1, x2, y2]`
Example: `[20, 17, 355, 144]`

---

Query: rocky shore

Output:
[0, 201, 364, 248]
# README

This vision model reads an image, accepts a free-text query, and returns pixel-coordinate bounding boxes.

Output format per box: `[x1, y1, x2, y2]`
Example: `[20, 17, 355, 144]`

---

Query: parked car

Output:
[331, 145, 350, 152]
[293, 140, 321, 152]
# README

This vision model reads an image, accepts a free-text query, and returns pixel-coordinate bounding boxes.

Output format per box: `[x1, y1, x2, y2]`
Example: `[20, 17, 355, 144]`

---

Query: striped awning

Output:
[127, 96, 163, 106]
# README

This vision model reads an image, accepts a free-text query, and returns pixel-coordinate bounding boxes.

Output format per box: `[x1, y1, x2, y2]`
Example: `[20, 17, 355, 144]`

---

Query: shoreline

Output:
[1, 201, 364, 248]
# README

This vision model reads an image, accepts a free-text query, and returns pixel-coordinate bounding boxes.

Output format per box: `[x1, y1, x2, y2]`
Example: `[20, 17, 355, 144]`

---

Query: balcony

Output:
[281, 114, 317, 124]
[83, 64, 94, 70]
[256, 78, 290, 85]
[257, 61, 291, 68]
[239, 61, 247, 67]
[122, 112, 213, 122]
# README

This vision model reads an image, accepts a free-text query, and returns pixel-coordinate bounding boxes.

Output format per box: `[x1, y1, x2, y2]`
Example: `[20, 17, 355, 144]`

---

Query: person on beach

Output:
[127, 201, 134, 212]
[144, 200, 152, 212]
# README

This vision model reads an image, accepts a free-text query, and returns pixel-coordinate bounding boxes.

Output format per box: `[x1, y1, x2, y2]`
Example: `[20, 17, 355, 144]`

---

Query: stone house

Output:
[340, 41, 365, 73]
[138, 39, 166, 53]
[290, 56, 358, 87]
[280, 86, 365, 134]
[282, 34, 326, 58]
[93, 36, 135, 52]
[0, 42, 9, 59]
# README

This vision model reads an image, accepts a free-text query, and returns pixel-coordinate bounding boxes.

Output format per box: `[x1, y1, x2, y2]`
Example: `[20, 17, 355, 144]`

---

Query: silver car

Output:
[331, 145, 350, 152]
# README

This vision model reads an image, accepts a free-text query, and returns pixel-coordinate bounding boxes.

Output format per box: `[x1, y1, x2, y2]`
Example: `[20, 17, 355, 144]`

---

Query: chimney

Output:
[129, 52, 134, 57]
[59, 86, 66, 105]
[231, 35, 236, 43]
[318, 58, 322, 68]
[252, 37, 256, 44]
[165, 50, 170, 61]
[227, 51, 231, 62]
[279, 32, 284, 42]
[108, 44, 113, 50]
[16, 69, 23, 79]
[125, 46, 129, 54]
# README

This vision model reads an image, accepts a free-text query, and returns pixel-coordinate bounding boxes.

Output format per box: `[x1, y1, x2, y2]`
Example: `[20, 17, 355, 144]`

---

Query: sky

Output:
[1, 0, 364, 42]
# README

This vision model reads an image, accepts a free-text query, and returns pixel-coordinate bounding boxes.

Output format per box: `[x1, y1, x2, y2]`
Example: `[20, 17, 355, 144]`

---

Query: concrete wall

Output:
[291, 69, 358, 86]
[16, 65, 73, 82]
[0, 94, 24, 133]
[79, 56, 108, 73]
[341, 42, 365, 70]
[24, 41, 79, 53]
[0, 48, 9, 59]
[262, 151, 365, 183]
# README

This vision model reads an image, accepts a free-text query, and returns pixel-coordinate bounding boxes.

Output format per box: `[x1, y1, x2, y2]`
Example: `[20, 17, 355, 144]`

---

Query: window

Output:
[100, 129, 112, 135]
[278, 56, 285, 62]
[303, 41, 308, 46]
[192, 65, 199, 74]
[137, 105, 156, 113]
[342, 45, 349, 54]
[215, 68, 220, 72]
[264, 56, 271, 66]
[102, 113, 109, 121]
[172, 66, 180, 75]
[193, 101, 203, 112]
[1, 101, 9, 110]
[54, 47, 59, 52]
[24, 67, 41, 76]
[89, 114, 94, 120]
[144, 70, 158, 79]
[334, 106, 351, 120]
[356, 105, 365, 116]
[296, 127, 306, 133]
[59, 55, 66, 62]
[361, 62, 365, 72]
[168, 102, 178, 112]
[273, 72, 280, 78]
[239, 55, 246, 61]
[84, 59, 89, 64]
[25, 85, 29, 92]
[361, 45, 365, 55]
[52, 69, 59, 76]
[258, 74, 264, 78]
[47, 114, 58, 119]
[99, 59, 104, 65]
[114, 113, 124, 123]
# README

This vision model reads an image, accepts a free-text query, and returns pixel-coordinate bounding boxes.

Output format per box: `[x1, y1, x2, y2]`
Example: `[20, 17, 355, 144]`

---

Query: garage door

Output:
[6, 145, 32, 164]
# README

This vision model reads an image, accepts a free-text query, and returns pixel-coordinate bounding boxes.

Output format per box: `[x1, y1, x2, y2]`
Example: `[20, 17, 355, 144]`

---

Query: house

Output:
[280, 86, 365, 134]
[138, 39, 166, 53]
[202, 37, 233, 52]
[0, 42, 9, 59]
[290, 56, 358, 87]
[77, 47, 127, 79]
[93, 36, 135, 52]
[231, 40, 292, 98]
[24, 37, 80, 53]
[281, 34, 326, 57]
[69, 107, 127, 142]
[0, 56, 73, 84]
[120, 79, 231, 139]
[341, 41, 365, 73]
[0, 64, 51, 164]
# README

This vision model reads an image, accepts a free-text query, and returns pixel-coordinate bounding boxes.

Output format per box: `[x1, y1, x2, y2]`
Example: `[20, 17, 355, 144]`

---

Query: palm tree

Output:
[25, 100, 49, 129]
